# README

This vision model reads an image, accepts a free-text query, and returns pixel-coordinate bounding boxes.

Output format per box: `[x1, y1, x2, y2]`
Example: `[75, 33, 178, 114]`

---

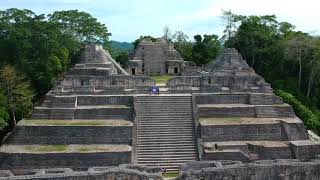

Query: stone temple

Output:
[128, 37, 195, 75]
[0, 46, 320, 179]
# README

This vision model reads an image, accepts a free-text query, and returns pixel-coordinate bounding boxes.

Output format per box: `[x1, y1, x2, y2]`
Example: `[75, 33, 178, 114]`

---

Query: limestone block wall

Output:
[0, 151, 131, 170]
[76, 95, 133, 106]
[201, 123, 286, 141]
[74, 107, 132, 120]
[5, 125, 132, 145]
[195, 93, 283, 105]
[198, 104, 295, 118]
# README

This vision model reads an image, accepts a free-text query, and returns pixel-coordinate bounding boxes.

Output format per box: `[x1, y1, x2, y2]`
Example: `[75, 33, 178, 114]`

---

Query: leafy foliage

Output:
[0, 92, 9, 129]
[276, 90, 320, 135]
[0, 8, 111, 130]
[48, 10, 111, 43]
[192, 34, 221, 65]
[0, 65, 33, 126]
[223, 11, 320, 133]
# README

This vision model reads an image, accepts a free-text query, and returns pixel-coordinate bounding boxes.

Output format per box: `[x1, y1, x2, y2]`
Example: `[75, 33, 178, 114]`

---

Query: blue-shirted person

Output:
[149, 85, 160, 95]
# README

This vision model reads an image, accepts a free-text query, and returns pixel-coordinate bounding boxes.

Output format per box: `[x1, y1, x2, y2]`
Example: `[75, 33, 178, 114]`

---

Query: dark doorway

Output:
[131, 68, 136, 75]
[174, 67, 178, 74]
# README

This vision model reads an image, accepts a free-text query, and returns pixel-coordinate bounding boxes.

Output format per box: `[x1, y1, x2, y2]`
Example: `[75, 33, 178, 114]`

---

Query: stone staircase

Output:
[134, 95, 198, 171]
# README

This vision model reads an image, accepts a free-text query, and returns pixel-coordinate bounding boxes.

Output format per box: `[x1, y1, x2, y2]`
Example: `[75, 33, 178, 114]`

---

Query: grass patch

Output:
[78, 147, 91, 152]
[24, 145, 67, 152]
[163, 172, 179, 178]
[151, 75, 173, 84]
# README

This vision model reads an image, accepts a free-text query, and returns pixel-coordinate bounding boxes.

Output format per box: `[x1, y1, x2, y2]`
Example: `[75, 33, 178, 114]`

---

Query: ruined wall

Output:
[180, 159, 320, 180]
[0, 165, 163, 180]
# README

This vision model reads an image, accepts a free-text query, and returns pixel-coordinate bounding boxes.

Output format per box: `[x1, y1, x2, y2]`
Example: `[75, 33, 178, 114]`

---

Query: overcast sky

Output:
[0, 0, 319, 42]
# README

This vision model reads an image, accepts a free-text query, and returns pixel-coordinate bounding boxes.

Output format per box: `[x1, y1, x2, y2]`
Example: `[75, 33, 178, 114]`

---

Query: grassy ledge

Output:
[163, 172, 179, 179]
[151, 75, 173, 84]
[24, 145, 67, 152]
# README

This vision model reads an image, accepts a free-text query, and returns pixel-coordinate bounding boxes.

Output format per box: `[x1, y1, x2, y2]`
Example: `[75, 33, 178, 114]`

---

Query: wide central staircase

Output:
[134, 95, 198, 171]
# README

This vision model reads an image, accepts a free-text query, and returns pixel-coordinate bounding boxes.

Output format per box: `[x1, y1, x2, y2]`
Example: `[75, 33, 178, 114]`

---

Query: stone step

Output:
[137, 148, 196, 152]
[137, 141, 195, 145]
[137, 156, 197, 161]
[137, 114, 191, 117]
[134, 95, 198, 171]
[137, 138, 194, 142]
[137, 153, 197, 157]
[137, 145, 196, 150]
[138, 126, 193, 129]
[138, 121, 193, 123]
[137, 124, 193, 128]
[137, 130, 194, 133]
[138, 121, 193, 124]
[138, 119, 193, 122]
[137, 116, 192, 119]
[136, 109, 191, 112]
[137, 152, 197, 157]
[138, 129, 194, 133]
[138, 134, 194, 138]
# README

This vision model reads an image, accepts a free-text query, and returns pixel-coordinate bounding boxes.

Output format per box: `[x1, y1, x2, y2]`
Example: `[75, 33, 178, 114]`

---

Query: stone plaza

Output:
[0, 41, 320, 180]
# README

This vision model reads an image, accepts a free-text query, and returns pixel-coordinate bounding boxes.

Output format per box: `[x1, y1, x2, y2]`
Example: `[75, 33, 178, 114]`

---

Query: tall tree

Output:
[0, 65, 32, 126]
[172, 31, 193, 61]
[163, 26, 172, 41]
[192, 34, 221, 65]
[0, 92, 9, 129]
[285, 32, 312, 92]
[48, 10, 111, 44]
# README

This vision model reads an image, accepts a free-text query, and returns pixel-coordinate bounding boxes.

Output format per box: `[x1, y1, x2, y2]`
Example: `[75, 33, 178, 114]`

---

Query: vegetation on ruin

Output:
[151, 75, 173, 84]
[24, 145, 67, 152]
[0, 8, 110, 133]
[162, 172, 179, 178]
[276, 90, 320, 134]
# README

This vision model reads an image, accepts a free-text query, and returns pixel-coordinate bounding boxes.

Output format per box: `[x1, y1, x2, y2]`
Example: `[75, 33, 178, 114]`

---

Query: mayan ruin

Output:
[0, 43, 319, 179]
[1, 2, 320, 179]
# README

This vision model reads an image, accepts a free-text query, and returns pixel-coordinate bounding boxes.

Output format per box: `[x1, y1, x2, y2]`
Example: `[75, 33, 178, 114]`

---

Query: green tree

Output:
[192, 34, 221, 65]
[172, 31, 193, 61]
[285, 32, 313, 92]
[0, 65, 33, 126]
[48, 10, 111, 43]
[0, 92, 9, 129]
[114, 51, 129, 68]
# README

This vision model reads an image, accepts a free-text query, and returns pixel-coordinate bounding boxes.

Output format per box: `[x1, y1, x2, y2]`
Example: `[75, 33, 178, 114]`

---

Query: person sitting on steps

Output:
[149, 85, 160, 95]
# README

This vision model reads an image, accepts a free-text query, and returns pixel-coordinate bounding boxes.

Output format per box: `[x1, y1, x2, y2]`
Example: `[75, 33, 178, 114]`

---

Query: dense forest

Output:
[0, 8, 111, 135]
[0, 8, 320, 136]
